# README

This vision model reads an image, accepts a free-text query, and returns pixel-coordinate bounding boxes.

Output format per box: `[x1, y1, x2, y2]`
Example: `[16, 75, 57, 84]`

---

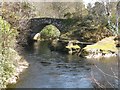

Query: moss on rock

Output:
[83, 36, 118, 57]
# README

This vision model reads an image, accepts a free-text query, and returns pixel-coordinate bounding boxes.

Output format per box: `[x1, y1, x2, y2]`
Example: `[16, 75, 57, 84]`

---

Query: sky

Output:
[83, 0, 98, 6]
[83, 0, 98, 4]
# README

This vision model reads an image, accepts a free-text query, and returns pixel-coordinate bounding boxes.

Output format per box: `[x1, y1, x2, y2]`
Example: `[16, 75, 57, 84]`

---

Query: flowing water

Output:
[8, 41, 119, 88]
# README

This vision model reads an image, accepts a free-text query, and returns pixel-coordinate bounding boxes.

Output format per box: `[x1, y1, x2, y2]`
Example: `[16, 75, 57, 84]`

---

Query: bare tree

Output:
[116, 1, 120, 33]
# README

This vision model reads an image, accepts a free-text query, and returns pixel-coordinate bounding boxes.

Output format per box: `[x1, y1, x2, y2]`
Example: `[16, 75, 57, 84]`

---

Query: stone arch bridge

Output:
[28, 18, 75, 40]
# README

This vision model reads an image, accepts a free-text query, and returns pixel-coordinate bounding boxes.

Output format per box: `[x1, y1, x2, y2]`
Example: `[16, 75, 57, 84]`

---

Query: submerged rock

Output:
[66, 40, 81, 54]
[49, 39, 81, 54]
[49, 39, 68, 52]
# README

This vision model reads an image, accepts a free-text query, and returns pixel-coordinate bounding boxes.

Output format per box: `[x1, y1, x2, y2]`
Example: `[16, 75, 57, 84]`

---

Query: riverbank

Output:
[0, 16, 29, 89]
[6, 48, 29, 86]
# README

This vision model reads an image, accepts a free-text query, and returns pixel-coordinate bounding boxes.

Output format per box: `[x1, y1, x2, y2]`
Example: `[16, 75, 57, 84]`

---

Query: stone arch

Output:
[33, 24, 61, 41]
[27, 18, 65, 42]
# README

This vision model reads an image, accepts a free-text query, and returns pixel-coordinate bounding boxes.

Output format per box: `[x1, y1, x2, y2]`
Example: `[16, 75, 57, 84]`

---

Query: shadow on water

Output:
[7, 41, 119, 88]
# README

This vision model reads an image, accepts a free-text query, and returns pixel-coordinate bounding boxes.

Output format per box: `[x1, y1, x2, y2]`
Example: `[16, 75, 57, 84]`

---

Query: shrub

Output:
[0, 16, 18, 88]
[40, 25, 61, 39]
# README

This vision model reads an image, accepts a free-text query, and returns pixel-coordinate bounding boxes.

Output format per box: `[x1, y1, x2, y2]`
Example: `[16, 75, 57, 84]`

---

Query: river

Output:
[7, 41, 119, 88]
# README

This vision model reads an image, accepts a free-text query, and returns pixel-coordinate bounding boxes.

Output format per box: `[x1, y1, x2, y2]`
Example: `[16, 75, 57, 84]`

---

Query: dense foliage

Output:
[0, 2, 35, 88]
[1, 2, 36, 45]
[87, 1, 120, 34]
[0, 16, 18, 88]
[40, 25, 61, 39]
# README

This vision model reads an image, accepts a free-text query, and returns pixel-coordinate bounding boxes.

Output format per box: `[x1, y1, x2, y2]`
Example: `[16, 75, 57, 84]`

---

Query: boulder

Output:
[83, 36, 118, 58]
[33, 33, 41, 41]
